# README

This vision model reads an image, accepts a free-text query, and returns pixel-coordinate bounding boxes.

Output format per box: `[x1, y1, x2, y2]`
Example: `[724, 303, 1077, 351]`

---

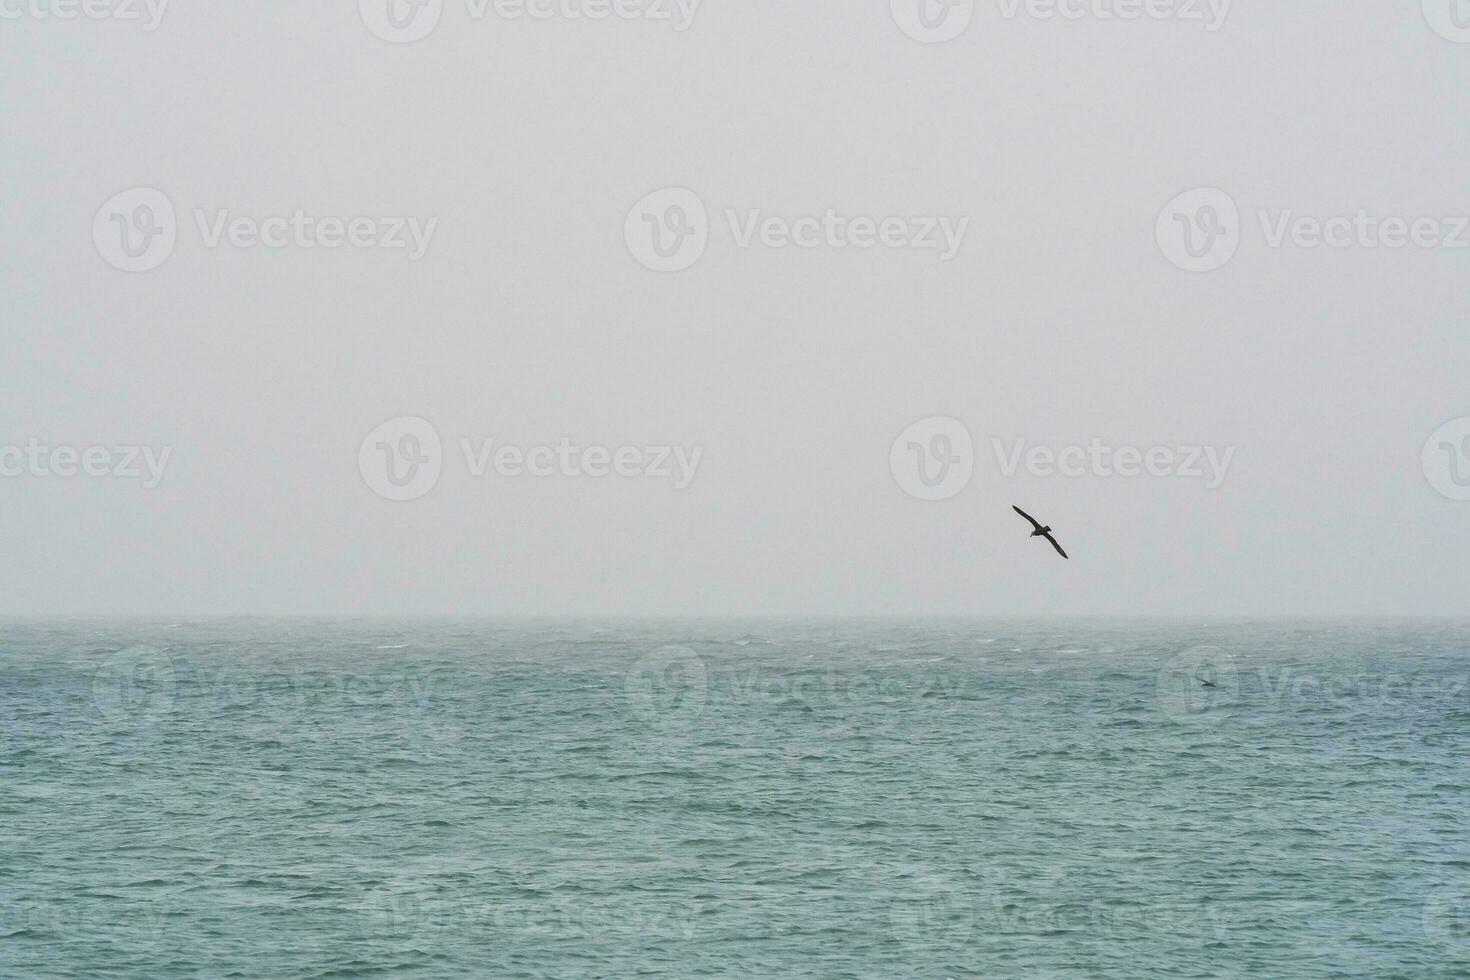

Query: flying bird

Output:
[1012, 505, 1069, 559]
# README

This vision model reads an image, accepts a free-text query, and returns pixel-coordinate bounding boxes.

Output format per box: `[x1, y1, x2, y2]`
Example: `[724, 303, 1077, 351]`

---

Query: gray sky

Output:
[2, 1, 1468, 616]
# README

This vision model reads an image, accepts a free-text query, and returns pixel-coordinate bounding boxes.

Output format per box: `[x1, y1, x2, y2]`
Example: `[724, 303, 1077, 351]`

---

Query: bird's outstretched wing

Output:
[1012, 505, 1044, 531]
[1042, 533, 1069, 560]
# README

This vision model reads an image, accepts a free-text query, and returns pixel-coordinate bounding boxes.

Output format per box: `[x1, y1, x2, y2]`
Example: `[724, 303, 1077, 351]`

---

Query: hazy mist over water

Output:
[3, 4, 1470, 617]
[5, 618, 1470, 977]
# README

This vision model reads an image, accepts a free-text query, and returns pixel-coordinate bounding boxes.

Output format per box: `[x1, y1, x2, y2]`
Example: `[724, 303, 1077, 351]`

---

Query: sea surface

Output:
[2, 618, 1469, 978]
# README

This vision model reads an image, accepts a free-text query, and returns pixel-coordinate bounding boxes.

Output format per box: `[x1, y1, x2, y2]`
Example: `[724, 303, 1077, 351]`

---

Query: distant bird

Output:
[1012, 505, 1069, 559]
[1201, 680, 1218, 689]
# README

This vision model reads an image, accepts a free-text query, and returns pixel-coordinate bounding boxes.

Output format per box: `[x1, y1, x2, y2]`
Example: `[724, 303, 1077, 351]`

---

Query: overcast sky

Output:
[2, 1, 1467, 616]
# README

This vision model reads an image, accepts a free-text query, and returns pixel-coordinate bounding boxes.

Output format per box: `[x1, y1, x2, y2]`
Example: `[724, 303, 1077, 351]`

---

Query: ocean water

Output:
[2, 619, 1469, 979]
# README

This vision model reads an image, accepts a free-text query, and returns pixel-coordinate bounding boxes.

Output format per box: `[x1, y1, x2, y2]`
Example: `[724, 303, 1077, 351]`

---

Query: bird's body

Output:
[1012, 506, 1069, 559]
